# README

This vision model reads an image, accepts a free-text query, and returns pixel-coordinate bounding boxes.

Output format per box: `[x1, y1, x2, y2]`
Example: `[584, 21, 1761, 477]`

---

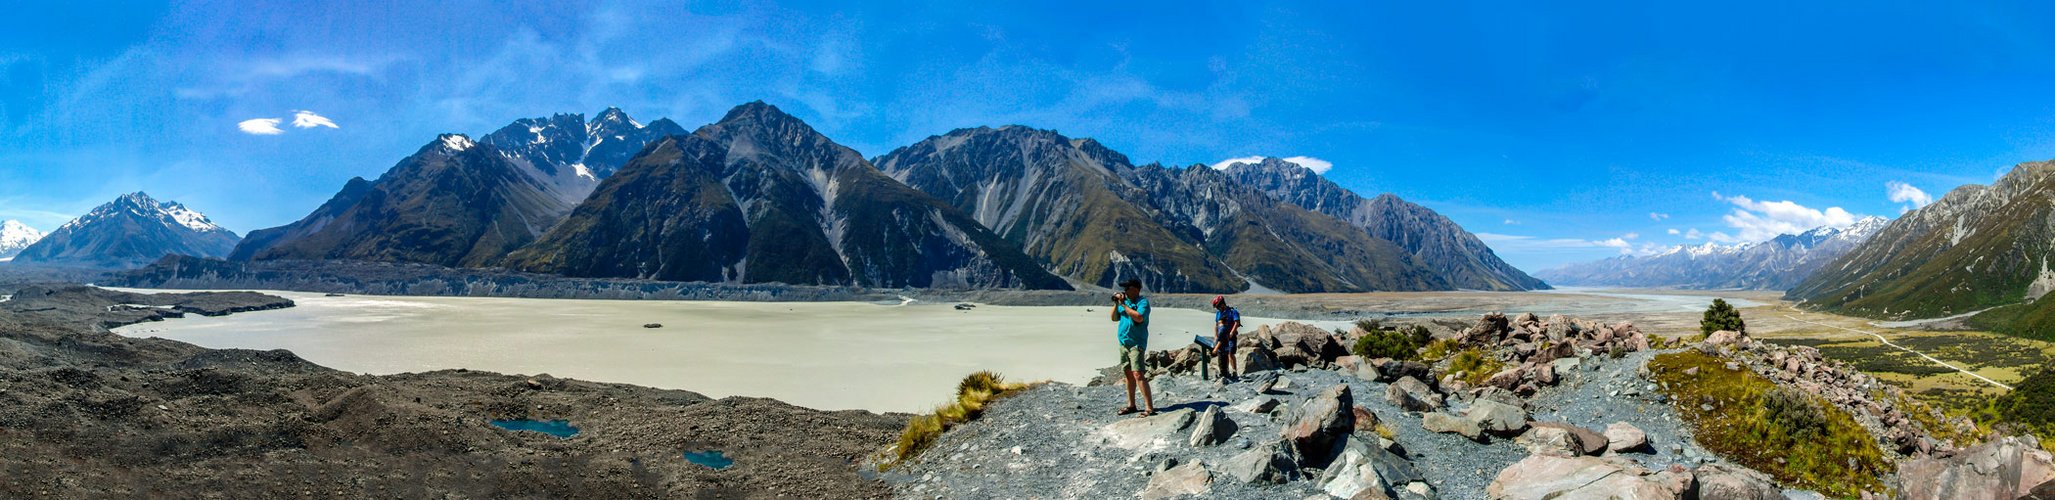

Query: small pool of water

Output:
[490, 419, 579, 438]
[683, 450, 734, 469]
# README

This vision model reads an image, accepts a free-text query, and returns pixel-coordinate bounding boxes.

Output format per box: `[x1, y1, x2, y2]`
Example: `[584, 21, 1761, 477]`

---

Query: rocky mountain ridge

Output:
[1789, 161, 2055, 336]
[1221, 157, 1550, 291]
[1538, 216, 1889, 290]
[10, 192, 240, 268]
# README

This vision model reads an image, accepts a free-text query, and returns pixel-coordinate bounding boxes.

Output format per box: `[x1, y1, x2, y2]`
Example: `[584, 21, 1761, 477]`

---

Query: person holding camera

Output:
[1109, 278, 1156, 417]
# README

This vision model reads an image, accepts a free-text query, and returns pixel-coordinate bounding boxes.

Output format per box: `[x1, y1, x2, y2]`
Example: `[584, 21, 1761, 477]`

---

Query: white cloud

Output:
[1478, 232, 1650, 255]
[1208, 155, 1333, 175]
[1666, 228, 1680, 235]
[291, 110, 338, 129]
[1209, 156, 1265, 170]
[1649, 212, 1669, 221]
[1885, 181, 1932, 213]
[237, 118, 284, 135]
[1685, 228, 1703, 240]
[1710, 192, 1858, 242]
[1503, 219, 1521, 225]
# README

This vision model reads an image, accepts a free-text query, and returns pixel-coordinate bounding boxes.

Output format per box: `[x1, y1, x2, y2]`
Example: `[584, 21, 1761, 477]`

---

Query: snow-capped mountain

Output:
[0, 220, 45, 260]
[1535, 216, 1890, 290]
[232, 109, 683, 268]
[11, 192, 240, 268]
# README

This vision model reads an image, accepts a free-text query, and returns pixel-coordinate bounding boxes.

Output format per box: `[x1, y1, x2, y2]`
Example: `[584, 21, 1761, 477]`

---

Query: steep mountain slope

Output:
[234, 136, 577, 267]
[0, 220, 44, 260]
[233, 109, 681, 267]
[1221, 158, 1550, 291]
[1789, 161, 2055, 322]
[1539, 217, 1888, 290]
[1124, 164, 1449, 292]
[11, 192, 239, 268]
[506, 102, 1068, 290]
[876, 126, 1243, 292]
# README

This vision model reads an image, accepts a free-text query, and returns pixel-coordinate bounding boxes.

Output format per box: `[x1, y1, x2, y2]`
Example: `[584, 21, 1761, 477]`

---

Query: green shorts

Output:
[1118, 344, 1148, 372]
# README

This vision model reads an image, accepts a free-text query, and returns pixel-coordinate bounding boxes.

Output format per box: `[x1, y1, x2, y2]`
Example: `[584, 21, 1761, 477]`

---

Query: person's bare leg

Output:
[1138, 374, 1156, 414]
[1124, 370, 1139, 410]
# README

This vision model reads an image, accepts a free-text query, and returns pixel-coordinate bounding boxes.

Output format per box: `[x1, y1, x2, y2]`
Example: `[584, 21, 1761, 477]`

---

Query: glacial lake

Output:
[112, 290, 1345, 413]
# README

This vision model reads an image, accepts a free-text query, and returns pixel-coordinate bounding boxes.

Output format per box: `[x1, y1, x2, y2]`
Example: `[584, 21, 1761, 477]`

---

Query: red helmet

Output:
[1211, 295, 1227, 308]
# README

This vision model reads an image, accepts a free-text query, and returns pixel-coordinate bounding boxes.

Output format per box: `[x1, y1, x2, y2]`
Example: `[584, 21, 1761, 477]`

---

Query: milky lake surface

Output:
[112, 290, 1346, 413]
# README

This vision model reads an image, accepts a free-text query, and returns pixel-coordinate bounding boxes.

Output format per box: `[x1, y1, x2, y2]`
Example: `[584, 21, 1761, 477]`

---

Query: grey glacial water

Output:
[112, 290, 1343, 413]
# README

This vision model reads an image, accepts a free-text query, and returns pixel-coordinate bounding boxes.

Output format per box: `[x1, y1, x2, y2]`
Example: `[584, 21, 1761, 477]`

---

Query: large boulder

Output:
[1488, 455, 1694, 500]
[1371, 358, 1432, 383]
[1693, 464, 1782, 500]
[1421, 411, 1482, 441]
[1703, 330, 1747, 347]
[1542, 314, 1579, 341]
[1603, 422, 1649, 453]
[1189, 405, 1238, 447]
[1485, 366, 1525, 390]
[1223, 440, 1300, 484]
[1234, 345, 1280, 373]
[1467, 312, 1511, 342]
[1271, 322, 1346, 366]
[1231, 396, 1280, 414]
[1280, 384, 1354, 467]
[1524, 422, 1606, 457]
[1385, 376, 1444, 412]
[1515, 425, 1584, 457]
[1898, 435, 2055, 500]
[1102, 408, 1195, 449]
[1141, 461, 1213, 500]
[1466, 399, 1529, 436]
[1320, 437, 1427, 500]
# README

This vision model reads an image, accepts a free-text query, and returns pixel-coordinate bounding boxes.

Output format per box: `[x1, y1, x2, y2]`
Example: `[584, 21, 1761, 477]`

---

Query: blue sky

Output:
[3, 1, 2053, 272]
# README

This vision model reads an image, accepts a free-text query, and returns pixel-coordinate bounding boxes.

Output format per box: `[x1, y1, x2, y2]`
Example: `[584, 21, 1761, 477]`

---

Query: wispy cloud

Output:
[1885, 181, 1931, 213]
[236, 118, 284, 135]
[291, 110, 338, 129]
[1503, 219, 1521, 225]
[1710, 191, 1858, 242]
[1477, 231, 1656, 255]
[1649, 212, 1669, 221]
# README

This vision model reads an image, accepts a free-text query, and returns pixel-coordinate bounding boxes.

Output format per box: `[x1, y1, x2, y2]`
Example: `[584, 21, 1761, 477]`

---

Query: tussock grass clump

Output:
[1446, 348, 1503, 386]
[1418, 338, 1462, 362]
[886, 371, 1034, 469]
[1649, 350, 1887, 496]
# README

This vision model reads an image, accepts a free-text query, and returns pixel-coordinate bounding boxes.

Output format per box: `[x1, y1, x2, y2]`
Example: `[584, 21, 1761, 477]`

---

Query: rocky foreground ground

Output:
[0, 284, 906, 498]
[884, 314, 2055, 499]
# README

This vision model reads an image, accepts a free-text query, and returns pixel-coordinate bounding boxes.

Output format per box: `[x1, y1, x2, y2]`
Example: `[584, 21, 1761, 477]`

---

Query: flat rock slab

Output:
[1141, 461, 1213, 499]
[1102, 409, 1196, 449]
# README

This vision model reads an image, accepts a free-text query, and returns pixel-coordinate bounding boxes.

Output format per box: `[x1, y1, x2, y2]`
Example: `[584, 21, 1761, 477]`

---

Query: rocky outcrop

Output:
[1896, 435, 2055, 500]
[1693, 463, 1783, 500]
[1280, 384, 1356, 467]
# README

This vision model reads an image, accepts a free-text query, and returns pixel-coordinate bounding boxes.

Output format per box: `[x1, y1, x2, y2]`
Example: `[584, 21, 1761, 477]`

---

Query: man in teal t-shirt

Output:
[1109, 278, 1155, 416]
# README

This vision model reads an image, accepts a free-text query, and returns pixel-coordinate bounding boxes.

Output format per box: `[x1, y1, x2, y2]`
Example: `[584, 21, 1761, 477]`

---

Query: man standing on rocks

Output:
[1111, 278, 1156, 417]
[1212, 295, 1241, 382]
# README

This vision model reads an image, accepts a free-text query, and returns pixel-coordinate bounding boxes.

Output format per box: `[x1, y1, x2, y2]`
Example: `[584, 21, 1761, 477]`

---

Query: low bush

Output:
[1446, 348, 1503, 386]
[1648, 350, 1887, 496]
[1418, 338, 1462, 362]
[887, 371, 1034, 469]
[1991, 367, 2055, 450]
[1351, 328, 1421, 361]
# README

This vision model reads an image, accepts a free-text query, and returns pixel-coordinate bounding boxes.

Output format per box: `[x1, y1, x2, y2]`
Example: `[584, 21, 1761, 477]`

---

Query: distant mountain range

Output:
[11, 192, 239, 268]
[28, 101, 1542, 294]
[0, 220, 43, 261]
[1537, 216, 1889, 290]
[1789, 161, 2055, 338]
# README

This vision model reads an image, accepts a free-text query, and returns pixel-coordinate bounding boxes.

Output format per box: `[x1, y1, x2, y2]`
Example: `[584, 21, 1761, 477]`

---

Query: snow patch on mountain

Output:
[0, 220, 44, 259]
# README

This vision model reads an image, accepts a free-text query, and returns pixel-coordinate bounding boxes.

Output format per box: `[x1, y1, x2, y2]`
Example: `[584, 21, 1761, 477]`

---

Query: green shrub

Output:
[1992, 368, 2055, 448]
[1419, 338, 1462, 362]
[1701, 298, 1746, 336]
[1351, 327, 1420, 360]
[1354, 318, 1385, 332]
[1649, 350, 1887, 496]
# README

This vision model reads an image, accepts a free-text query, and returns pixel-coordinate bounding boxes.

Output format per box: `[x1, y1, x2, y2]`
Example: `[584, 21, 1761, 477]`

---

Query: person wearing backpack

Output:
[1212, 295, 1242, 382]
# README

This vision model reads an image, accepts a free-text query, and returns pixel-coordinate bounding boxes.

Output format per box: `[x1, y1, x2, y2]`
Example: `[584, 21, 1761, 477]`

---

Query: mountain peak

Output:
[716, 100, 801, 128]
[431, 134, 476, 153]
